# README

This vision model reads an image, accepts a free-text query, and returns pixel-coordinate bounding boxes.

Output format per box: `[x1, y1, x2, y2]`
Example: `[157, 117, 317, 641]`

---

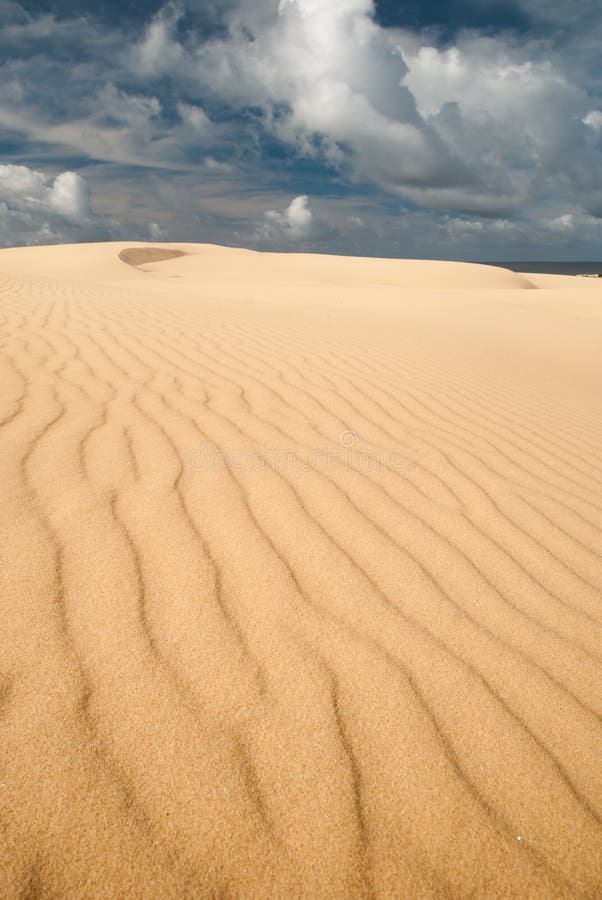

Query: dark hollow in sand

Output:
[119, 247, 186, 267]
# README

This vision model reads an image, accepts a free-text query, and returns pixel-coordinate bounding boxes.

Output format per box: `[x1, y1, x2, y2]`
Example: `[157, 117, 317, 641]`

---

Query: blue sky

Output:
[1, 0, 602, 259]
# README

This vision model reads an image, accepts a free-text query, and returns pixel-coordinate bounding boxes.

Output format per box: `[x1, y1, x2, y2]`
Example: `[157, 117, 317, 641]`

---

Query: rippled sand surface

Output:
[0, 242, 601, 898]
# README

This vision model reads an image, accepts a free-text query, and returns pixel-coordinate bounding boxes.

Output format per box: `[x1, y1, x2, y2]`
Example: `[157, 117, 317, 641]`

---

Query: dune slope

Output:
[0, 242, 601, 899]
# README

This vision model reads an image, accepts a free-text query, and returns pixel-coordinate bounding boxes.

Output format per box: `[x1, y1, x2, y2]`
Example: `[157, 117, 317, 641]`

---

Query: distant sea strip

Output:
[483, 261, 602, 275]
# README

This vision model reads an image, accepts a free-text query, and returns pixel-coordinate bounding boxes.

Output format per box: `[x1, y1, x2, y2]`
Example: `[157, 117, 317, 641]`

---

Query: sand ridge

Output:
[0, 242, 600, 898]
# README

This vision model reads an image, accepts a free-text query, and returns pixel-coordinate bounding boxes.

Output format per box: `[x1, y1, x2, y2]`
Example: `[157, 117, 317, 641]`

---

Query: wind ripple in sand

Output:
[0, 242, 601, 899]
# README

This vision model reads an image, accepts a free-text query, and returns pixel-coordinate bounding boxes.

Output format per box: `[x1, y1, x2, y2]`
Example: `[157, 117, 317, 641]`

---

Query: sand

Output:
[0, 241, 600, 899]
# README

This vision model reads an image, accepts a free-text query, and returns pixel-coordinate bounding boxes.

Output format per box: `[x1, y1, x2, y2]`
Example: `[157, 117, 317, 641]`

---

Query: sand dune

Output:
[0, 241, 600, 898]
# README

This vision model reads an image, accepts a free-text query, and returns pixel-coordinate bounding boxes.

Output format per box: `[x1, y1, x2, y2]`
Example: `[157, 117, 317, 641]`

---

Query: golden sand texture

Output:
[0, 241, 600, 899]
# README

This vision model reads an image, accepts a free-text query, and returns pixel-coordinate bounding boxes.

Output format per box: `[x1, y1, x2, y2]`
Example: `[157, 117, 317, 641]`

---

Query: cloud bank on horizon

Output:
[1, 0, 602, 258]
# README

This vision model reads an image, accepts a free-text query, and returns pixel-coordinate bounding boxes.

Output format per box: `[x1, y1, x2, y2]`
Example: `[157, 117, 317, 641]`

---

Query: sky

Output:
[1, 0, 602, 259]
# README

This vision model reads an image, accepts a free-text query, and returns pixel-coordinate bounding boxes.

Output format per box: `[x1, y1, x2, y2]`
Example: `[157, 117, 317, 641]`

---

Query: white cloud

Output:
[201, 157, 233, 173]
[548, 213, 575, 232]
[148, 221, 168, 240]
[96, 83, 162, 129]
[260, 194, 314, 241]
[186, 0, 602, 217]
[49, 171, 92, 221]
[248, 193, 348, 250]
[195, 0, 465, 196]
[0, 163, 111, 246]
[177, 101, 213, 133]
[131, 2, 186, 77]
[583, 110, 602, 131]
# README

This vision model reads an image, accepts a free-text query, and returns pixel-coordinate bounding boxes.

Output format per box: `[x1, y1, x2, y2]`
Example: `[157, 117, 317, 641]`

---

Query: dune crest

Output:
[0, 242, 600, 898]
